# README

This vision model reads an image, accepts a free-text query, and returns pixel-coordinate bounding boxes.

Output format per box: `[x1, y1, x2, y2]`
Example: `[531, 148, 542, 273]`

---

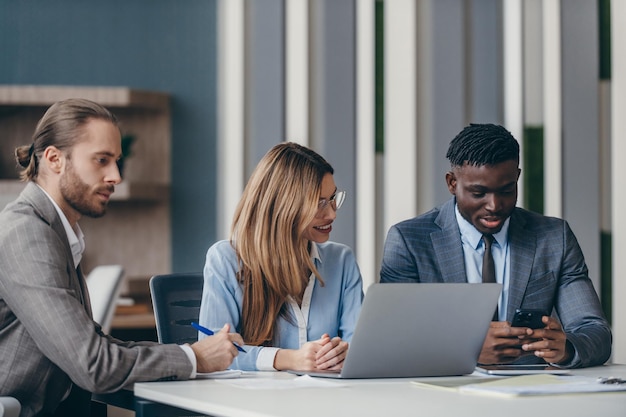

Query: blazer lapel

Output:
[432, 199, 467, 283]
[506, 210, 535, 320]
[22, 183, 91, 314]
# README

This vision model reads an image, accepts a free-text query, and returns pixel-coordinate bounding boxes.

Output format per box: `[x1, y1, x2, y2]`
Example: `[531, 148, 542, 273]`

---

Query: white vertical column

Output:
[611, 0, 626, 364]
[217, 0, 245, 240]
[384, 0, 417, 232]
[286, 0, 309, 146]
[503, 0, 525, 204]
[542, 0, 562, 218]
[523, 0, 543, 127]
[560, 2, 600, 292]
[356, 0, 376, 290]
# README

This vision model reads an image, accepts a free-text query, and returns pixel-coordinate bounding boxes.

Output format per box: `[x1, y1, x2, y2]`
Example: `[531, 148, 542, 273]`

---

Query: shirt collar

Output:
[36, 184, 85, 268]
[309, 241, 321, 263]
[454, 204, 510, 249]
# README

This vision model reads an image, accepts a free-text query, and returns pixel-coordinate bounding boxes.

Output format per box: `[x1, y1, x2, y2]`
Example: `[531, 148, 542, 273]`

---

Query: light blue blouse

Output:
[199, 239, 364, 371]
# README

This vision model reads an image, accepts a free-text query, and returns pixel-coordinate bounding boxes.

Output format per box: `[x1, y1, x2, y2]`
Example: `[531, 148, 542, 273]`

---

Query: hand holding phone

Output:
[511, 309, 548, 329]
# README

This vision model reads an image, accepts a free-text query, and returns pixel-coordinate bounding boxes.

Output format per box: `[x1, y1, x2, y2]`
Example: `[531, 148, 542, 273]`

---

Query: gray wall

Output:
[0, 0, 218, 272]
[309, 0, 357, 251]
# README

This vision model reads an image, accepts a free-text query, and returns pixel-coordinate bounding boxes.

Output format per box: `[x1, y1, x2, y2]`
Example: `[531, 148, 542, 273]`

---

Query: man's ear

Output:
[445, 171, 457, 195]
[42, 146, 65, 174]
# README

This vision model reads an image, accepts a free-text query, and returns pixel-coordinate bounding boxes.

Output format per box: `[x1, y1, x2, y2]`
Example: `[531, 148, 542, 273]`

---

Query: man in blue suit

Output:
[380, 123, 611, 368]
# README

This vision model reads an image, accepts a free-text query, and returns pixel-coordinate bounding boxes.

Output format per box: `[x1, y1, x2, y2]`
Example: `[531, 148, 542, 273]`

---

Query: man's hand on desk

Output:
[191, 324, 244, 373]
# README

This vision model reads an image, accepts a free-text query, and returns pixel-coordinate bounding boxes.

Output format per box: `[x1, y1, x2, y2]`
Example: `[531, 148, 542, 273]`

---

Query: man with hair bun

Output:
[0, 98, 243, 417]
[380, 123, 611, 369]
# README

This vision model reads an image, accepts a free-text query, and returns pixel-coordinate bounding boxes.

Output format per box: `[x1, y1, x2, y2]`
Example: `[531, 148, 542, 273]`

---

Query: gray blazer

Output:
[0, 182, 192, 417]
[380, 198, 612, 368]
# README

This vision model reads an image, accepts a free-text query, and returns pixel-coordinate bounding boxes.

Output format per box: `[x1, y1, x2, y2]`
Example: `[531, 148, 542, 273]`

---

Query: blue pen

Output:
[191, 322, 246, 353]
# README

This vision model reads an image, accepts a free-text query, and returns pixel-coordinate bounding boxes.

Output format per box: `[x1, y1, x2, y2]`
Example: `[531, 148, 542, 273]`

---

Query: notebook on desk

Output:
[291, 282, 502, 379]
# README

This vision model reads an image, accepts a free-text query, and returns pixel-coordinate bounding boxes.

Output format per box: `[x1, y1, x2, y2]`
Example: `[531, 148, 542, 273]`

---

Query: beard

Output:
[59, 161, 113, 218]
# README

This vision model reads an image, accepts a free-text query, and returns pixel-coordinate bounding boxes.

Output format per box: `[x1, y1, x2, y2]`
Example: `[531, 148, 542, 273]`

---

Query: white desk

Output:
[133, 364, 626, 417]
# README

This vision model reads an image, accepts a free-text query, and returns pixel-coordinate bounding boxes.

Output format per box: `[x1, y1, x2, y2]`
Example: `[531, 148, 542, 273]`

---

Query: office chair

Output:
[145, 273, 217, 417]
[93, 271, 204, 417]
[0, 397, 20, 417]
[85, 265, 124, 333]
[149, 272, 204, 345]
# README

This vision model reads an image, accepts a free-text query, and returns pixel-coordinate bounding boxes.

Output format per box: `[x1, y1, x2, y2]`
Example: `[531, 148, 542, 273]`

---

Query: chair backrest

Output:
[0, 396, 21, 417]
[149, 273, 204, 344]
[85, 265, 125, 333]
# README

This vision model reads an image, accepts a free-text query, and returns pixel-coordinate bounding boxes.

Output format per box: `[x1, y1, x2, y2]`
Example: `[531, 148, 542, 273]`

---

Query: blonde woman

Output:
[199, 142, 363, 372]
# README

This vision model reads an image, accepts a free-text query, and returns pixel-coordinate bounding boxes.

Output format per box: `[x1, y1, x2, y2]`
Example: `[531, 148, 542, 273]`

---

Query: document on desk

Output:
[196, 370, 243, 379]
[216, 375, 348, 389]
[413, 374, 626, 397]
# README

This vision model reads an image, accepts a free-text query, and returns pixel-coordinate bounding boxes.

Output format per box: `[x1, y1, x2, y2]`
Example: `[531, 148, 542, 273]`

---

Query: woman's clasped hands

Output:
[314, 333, 349, 371]
[274, 333, 349, 372]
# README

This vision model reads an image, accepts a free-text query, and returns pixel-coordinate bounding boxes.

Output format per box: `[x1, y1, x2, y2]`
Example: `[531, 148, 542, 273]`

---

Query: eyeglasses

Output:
[318, 190, 346, 212]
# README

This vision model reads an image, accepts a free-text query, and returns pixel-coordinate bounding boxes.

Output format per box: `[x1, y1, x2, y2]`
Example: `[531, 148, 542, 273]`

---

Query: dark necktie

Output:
[482, 234, 498, 320]
[482, 234, 496, 283]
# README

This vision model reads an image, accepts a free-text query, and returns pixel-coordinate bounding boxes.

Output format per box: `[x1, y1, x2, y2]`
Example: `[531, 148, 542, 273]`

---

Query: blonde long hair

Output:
[231, 142, 334, 346]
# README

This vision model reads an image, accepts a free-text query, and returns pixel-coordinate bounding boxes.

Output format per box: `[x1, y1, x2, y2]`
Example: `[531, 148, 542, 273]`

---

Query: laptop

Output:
[293, 282, 501, 379]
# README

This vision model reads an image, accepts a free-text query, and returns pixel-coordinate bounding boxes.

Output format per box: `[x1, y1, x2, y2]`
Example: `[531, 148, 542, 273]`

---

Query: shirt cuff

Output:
[180, 344, 197, 378]
[256, 347, 280, 371]
[549, 342, 580, 369]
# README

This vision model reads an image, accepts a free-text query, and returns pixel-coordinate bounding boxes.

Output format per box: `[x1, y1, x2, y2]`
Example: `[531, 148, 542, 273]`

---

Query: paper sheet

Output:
[196, 370, 243, 379]
[413, 374, 626, 397]
[460, 374, 626, 397]
[215, 374, 348, 389]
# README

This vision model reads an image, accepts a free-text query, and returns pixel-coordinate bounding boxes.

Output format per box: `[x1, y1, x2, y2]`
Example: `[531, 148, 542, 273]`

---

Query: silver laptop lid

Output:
[338, 283, 502, 378]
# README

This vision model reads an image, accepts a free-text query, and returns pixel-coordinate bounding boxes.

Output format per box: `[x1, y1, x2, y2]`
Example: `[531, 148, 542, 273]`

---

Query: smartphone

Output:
[511, 309, 548, 329]
[475, 364, 569, 375]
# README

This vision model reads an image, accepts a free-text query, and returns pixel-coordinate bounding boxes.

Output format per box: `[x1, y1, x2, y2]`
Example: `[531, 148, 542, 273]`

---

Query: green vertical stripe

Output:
[523, 126, 544, 214]
[599, 0, 611, 80]
[375, 0, 384, 154]
[598, 0, 612, 321]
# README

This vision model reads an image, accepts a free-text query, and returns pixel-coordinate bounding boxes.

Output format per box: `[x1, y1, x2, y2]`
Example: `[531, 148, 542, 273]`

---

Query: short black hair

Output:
[446, 123, 519, 167]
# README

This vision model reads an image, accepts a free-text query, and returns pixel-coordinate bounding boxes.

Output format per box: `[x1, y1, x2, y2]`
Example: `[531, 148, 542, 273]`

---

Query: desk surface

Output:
[134, 364, 626, 417]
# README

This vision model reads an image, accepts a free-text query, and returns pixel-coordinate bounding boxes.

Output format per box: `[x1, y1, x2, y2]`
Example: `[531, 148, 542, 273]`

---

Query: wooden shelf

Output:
[0, 180, 168, 203]
[0, 85, 168, 110]
[111, 313, 156, 330]
[112, 182, 169, 202]
[112, 303, 155, 330]
[0, 179, 26, 196]
[0, 84, 172, 282]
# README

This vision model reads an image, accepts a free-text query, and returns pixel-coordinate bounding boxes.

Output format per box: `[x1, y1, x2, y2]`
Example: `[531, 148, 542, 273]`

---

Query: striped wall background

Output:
[214, 0, 625, 363]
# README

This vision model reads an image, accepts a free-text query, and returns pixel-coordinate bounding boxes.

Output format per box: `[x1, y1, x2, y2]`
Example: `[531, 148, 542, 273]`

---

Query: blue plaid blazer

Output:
[380, 198, 611, 368]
